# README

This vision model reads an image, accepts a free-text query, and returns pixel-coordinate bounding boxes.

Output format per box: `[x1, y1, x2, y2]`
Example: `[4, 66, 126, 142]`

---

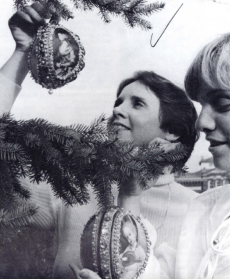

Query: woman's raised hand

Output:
[8, 1, 53, 53]
[0, 1, 56, 85]
[149, 137, 180, 153]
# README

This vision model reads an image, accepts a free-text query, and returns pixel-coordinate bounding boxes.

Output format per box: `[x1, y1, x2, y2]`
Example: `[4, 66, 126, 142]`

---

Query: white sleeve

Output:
[0, 73, 21, 115]
[19, 177, 61, 230]
[155, 243, 176, 279]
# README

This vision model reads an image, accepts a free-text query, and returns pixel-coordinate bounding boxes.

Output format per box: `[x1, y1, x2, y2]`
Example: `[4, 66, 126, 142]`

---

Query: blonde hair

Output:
[185, 33, 230, 101]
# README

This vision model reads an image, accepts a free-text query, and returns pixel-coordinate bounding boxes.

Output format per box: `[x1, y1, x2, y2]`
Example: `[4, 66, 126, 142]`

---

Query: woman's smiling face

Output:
[111, 81, 167, 146]
[196, 83, 230, 171]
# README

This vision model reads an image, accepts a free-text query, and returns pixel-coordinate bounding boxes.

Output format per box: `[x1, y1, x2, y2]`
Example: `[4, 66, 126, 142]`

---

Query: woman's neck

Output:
[118, 178, 142, 216]
[148, 172, 174, 187]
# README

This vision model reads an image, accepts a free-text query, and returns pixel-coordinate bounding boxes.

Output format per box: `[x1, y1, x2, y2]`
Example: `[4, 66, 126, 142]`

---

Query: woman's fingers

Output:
[69, 264, 82, 279]
[149, 137, 170, 146]
[10, 0, 55, 30]
[8, 10, 38, 43]
[9, 11, 33, 28]
[149, 137, 180, 153]
[69, 265, 101, 279]
[9, 6, 45, 36]
[31, 1, 57, 19]
[163, 142, 180, 153]
[22, 5, 45, 25]
[79, 269, 102, 279]
[8, 1, 54, 52]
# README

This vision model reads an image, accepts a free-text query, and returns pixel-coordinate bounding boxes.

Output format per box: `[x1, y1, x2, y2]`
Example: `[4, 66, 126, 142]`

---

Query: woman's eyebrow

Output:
[131, 96, 146, 103]
[207, 89, 230, 100]
[114, 95, 146, 107]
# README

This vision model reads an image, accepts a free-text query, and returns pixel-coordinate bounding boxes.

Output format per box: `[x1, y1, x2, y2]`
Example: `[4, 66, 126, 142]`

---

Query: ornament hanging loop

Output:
[150, 3, 183, 47]
[48, 89, 53, 95]
[49, 13, 61, 25]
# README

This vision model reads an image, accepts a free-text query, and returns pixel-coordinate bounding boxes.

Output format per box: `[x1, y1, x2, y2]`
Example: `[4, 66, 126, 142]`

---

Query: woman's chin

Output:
[116, 131, 133, 143]
[213, 156, 230, 172]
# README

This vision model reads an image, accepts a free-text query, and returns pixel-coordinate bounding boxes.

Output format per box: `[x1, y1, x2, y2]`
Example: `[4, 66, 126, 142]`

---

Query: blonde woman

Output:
[176, 33, 230, 279]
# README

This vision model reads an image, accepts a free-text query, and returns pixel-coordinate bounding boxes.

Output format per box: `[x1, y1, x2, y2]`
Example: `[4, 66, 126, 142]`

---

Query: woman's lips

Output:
[210, 141, 227, 147]
[112, 122, 130, 130]
[208, 140, 228, 153]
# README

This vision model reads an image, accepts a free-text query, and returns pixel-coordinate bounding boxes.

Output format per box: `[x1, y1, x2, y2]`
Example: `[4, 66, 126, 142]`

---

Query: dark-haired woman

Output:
[0, 2, 199, 278]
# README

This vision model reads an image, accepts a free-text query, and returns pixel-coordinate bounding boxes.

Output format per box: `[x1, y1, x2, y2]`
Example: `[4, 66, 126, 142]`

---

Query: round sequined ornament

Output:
[28, 23, 85, 94]
[81, 207, 151, 279]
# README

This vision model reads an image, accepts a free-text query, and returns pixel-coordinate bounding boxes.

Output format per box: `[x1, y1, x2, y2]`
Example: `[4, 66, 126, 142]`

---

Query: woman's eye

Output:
[213, 98, 230, 112]
[133, 101, 144, 108]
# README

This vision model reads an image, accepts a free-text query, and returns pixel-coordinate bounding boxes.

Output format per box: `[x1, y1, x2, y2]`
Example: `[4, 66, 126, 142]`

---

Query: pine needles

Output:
[13, 0, 165, 30]
[0, 113, 189, 224]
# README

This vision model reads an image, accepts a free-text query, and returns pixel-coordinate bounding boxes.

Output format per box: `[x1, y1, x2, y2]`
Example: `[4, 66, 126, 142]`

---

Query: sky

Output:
[1, 0, 230, 171]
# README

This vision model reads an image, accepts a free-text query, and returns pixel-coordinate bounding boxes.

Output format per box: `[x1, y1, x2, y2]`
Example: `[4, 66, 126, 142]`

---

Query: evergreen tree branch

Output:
[13, 0, 165, 29]
[0, 204, 37, 228]
[13, 0, 30, 10]
[0, 113, 188, 227]
[98, 9, 111, 24]
[135, 2, 165, 16]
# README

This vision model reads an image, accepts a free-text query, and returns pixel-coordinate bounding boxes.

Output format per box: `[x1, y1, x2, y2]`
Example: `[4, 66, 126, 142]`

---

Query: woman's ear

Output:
[165, 132, 180, 142]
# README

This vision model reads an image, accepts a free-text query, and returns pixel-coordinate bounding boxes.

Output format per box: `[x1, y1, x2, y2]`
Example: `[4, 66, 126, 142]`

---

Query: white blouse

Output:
[176, 184, 230, 279]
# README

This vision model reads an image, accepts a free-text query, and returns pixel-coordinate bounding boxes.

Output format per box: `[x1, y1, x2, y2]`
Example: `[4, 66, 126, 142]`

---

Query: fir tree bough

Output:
[13, 0, 165, 30]
[0, 113, 189, 228]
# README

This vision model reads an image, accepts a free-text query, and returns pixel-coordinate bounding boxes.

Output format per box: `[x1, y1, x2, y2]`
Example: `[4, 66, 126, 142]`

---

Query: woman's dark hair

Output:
[117, 71, 199, 162]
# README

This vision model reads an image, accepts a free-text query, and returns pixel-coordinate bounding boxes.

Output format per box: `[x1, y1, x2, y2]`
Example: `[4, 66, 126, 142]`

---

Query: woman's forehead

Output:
[118, 82, 157, 102]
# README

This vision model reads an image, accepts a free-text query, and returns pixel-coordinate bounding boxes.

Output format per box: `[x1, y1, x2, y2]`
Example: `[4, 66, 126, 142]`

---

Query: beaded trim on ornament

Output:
[92, 211, 104, 273]
[80, 211, 102, 273]
[100, 207, 118, 279]
[28, 23, 85, 94]
[136, 215, 151, 277]
[124, 211, 151, 279]
[111, 208, 124, 279]
[80, 214, 96, 271]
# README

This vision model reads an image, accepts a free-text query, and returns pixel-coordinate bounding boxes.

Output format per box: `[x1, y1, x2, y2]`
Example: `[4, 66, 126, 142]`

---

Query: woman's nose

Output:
[196, 105, 216, 133]
[113, 103, 127, 118]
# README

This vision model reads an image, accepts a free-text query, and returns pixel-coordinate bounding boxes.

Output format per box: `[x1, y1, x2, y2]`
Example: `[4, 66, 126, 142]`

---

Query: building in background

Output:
[175, 157, 230, 193]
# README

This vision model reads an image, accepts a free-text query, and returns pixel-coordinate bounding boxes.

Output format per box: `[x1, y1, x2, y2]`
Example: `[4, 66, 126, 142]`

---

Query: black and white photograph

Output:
[1, 0, 230, 278]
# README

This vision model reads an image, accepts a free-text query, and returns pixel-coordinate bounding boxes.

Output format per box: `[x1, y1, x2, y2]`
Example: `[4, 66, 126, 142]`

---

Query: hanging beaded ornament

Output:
[81, 207, 151, 279]
[28, 22, 85, 94]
